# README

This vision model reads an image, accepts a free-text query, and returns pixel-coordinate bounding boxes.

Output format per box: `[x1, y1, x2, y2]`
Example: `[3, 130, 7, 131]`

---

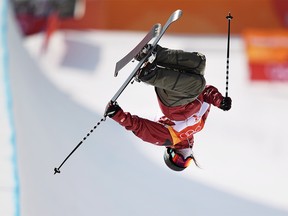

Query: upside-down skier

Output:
[105, 44, 232, 171]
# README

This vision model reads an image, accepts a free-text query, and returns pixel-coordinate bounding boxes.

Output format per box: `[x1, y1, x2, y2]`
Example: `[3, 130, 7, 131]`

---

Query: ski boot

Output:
[135, 44, 152, 61]
[135, 61, 158, 82]
[134, 44, 157, 82]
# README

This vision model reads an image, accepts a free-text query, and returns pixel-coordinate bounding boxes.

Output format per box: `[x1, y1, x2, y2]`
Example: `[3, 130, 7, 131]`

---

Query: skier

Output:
[105, 44, 232, 171]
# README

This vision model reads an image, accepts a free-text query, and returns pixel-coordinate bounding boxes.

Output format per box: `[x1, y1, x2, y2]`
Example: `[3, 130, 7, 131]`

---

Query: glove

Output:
[220, 97, 232, 111]
[104, 101, 121, 117]
[135, 44, 153, 61]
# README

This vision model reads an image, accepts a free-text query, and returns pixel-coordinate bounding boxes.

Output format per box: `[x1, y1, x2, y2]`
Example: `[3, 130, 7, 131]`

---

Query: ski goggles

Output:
[167, 148, 193, 168]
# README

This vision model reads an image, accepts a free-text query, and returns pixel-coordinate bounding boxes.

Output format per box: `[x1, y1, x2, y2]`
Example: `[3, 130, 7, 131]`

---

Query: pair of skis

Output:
[111, 9, 182, 103]
[54, 9, 182, 174]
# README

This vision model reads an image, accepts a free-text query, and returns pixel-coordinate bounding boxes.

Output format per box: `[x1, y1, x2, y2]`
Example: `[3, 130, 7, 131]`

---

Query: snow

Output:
[5, 9, 288, 216]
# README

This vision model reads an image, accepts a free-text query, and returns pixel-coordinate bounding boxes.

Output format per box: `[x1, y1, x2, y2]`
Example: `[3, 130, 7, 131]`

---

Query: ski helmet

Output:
[163, 148, 193, 171]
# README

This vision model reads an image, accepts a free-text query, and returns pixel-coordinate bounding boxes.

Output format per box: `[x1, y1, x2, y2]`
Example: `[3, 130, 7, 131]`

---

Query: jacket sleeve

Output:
[111, 109, 173, 146]
[202, 85, 224, 108]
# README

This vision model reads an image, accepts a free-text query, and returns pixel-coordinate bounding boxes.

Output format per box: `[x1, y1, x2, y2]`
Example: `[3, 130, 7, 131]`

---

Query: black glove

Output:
[220, 97, 232, 111]
[135, 44, 152, 61]
[104, 101, 121, 117]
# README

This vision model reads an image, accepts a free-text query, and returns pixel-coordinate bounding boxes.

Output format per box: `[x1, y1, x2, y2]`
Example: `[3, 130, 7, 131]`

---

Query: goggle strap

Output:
[189, 155, 200, 168]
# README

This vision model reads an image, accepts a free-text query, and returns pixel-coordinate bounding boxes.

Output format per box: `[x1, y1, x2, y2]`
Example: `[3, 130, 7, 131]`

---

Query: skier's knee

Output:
[193, 52, 206, 75]
[176, 51, 206, 75]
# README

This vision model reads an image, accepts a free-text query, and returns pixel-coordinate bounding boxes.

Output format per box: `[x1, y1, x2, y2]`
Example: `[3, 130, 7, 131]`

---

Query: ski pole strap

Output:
[225, 12, 233, 97]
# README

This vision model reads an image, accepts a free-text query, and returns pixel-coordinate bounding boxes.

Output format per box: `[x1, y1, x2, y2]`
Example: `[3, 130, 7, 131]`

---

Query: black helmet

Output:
[163, 148, 195, 171]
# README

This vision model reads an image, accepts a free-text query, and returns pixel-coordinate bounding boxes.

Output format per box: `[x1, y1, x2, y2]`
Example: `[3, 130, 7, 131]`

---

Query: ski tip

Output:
[175, 9, 183, 16]
[114, 65, 120, 77]
[155, 23, 162, 35]
[170, 9, 183, 22]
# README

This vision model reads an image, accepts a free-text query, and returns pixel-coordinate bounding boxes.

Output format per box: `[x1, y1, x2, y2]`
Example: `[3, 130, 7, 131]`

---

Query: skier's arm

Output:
[202, 85, 223, 106]
[202, 85, 232, 111]
[111, 109, 173, 146]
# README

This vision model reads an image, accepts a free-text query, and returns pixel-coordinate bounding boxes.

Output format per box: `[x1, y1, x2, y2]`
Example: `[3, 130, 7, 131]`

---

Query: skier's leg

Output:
[155, 45, 206, 75]
[144, 67, 204, 93]
[140, 47, 206, 88]
[138, 46, 207, 106]
[142, 66, 206, 106]
[155, 72, 206, 106]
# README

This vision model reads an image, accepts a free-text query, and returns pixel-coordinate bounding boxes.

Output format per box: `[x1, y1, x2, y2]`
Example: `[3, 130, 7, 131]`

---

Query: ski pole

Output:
[54, 116, 106, 175]
[225, 12, 233, 97]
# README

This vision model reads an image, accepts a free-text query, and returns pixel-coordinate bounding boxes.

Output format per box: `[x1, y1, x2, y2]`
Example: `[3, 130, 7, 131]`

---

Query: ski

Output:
[114, 23, 161, 77]
[111, 9, 183, 103]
